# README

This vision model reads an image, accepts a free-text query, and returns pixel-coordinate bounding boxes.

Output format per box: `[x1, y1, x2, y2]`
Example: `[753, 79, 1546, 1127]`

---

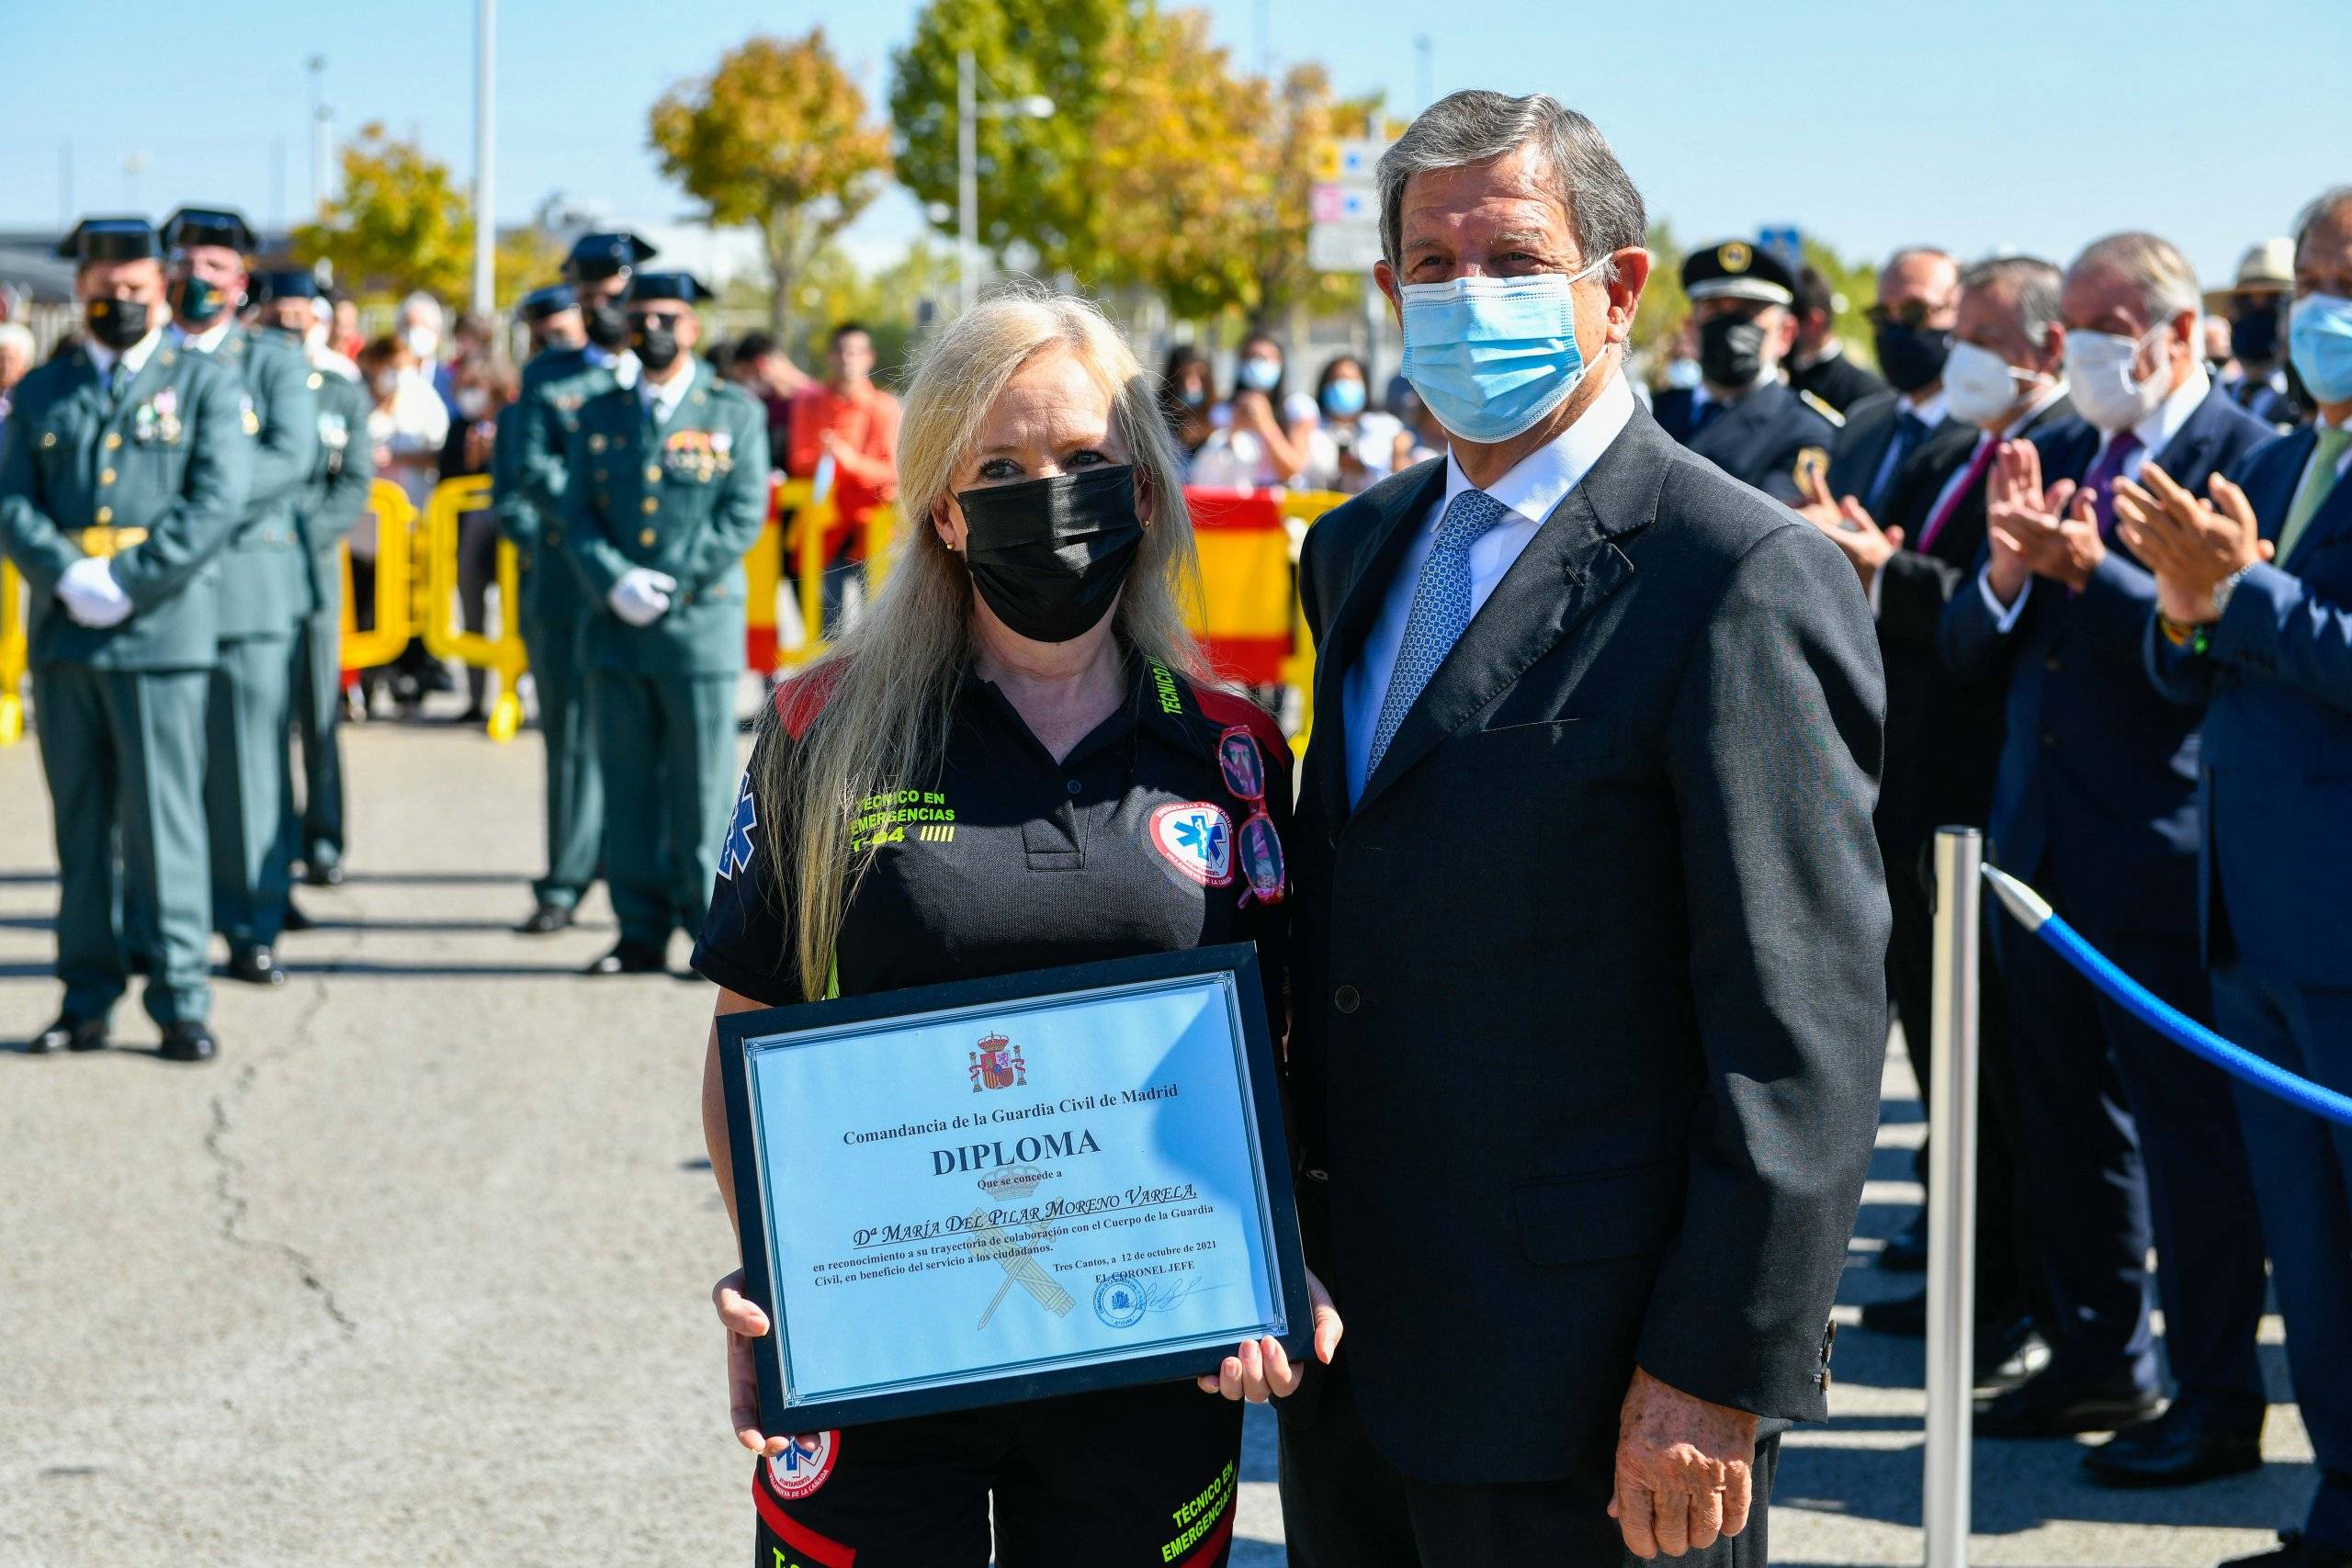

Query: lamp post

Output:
[955, 50, 1055, 314]
[471, 0, 496, 315]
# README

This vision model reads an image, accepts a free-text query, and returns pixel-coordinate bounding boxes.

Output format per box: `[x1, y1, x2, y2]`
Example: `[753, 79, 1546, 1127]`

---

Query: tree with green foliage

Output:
[1239, 63, 1385, 327]
[650, 30, 894, 344]
[291, 124, 566, 306]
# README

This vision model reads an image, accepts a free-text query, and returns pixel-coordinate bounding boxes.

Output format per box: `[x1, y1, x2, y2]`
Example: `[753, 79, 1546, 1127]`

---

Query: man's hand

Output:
[2115, 462, 2271, 625]
[1984, 439, 2078, 605]
[1197, 1267, 1341, 1403]
[58, 556, 132, 628]
[1792, 468, 1905, 588]
[1610, 1367, 1758, 1560]
[2044, 489, 2108, 592]
[608, 567, 676, 627]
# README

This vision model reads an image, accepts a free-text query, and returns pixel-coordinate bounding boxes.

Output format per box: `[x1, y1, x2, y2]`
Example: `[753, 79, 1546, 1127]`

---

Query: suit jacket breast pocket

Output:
[1465, 715, 1620, 763]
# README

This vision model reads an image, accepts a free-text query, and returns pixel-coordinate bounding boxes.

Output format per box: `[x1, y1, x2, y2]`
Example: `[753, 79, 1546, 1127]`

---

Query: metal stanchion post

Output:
[1924, 826, 1982, 1568]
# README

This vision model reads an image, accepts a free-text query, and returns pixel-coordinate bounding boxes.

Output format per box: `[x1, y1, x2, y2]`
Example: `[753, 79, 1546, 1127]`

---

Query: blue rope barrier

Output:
[1981, 865, 2352, 1129]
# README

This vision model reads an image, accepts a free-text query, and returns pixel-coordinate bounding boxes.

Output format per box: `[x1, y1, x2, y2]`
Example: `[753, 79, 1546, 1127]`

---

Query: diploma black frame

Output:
[716, 942, 1307, 1435]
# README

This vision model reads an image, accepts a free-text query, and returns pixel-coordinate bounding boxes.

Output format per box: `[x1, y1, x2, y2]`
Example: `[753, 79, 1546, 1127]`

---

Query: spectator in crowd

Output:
[398, 293, 444, 380]
[330, 295, 363, 360]
[433, 310, 493, 416]
[0, 280, 23, 323]
[356, 331, 451, 716]
[1159, 344, 1216, 458]
[2212, 238, 2302, 427]
[0, 321, 32, 435]
[1823, 248, 1963, 523]
[2206, 313, 2239, 379]
[1190, 331, 1317, 489]
[439, 353, 520, 723]
[1810, 255, 2076, 1380]
[1940, 232, 2277, 1483]
[1789, 261, 1888, 414]
[1302, 353, 1406, 494]
[786, 321, 900, 633]
[2118, 185, 2352, 1568]
[723, 330, 809, 459]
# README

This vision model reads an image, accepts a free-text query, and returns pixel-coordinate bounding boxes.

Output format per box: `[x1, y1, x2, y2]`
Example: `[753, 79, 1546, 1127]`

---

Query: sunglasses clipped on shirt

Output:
[1216, 725, 1286, 908]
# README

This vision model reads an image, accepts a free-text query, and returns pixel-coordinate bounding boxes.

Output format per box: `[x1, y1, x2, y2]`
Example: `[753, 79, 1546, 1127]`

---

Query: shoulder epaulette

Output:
[1797, 388, 1846, 429]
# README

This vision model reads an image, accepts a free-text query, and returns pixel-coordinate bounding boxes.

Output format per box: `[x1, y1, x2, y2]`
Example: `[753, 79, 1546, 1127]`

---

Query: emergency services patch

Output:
[719, 774, 758, 879]
[1148, 802, 1234, 887]
[764, 1430, 841, 1500]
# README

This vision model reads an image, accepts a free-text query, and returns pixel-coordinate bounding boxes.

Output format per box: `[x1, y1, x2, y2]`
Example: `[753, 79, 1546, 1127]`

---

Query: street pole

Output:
[471, 0, 497, 315]
[957, 50, 978, 316]
[1924, 825, 1982, 1568]
[307, 56, 327, 215]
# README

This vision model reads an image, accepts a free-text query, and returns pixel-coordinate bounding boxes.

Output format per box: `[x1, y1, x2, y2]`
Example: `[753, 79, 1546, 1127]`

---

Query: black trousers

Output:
[1885, 831, 2035, 1321]
[1280, 1362, 1780, 1567]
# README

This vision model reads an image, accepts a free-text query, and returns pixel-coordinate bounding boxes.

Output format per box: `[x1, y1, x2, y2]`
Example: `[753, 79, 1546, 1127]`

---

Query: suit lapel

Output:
[1351, 412, 1663, 816]
[2284, 432, 2352, 568]
[1308, 461, 1445, 829]
[2153, 390, 2225, 493]
[2251, 428, 2317, 548]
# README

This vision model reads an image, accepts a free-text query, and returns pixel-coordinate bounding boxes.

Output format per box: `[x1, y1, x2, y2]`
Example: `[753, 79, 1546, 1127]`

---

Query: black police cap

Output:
[56, 217, 160, 264]
[520, 283, 577, 322]
[565, 231, 657, 281]
[163, 207, 258, 255]
[627, 271, 709, 306]
[250, 268, 322, 304]
[1683, 240, 1798, 307]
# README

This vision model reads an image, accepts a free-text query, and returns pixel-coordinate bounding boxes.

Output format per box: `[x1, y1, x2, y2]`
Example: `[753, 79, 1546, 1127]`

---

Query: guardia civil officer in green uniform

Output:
[0, 218, 253, 1061]
[497, 231, 656, 935]
[560, 270, 767, 974]
[248, 266, 373, 892]
[164, 209, 318, 986]
[1651, 240, 1843, 503]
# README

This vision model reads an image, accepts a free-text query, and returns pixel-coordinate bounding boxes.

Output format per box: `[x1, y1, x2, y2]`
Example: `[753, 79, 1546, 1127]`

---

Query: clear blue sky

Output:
[1, 0, 2343, 288]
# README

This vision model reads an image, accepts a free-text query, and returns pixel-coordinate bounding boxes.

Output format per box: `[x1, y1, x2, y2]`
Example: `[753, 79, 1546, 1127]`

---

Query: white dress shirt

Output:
[1978, 365, 2211, 631]
[1864, 387, 1951, 511]
[638, 362, 695, 423]
[85, 326, 164, 385]
[1342, 369, 1636, 806]
[168, 318, 233, 356]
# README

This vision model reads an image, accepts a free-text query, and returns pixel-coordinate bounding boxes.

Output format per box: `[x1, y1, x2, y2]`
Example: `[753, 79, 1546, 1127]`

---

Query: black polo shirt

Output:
[691, 654, 1292, 1032]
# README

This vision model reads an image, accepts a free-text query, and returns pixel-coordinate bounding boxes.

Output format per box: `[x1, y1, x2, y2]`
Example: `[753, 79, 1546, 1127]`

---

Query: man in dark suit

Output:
[1822, 248, 1961, 525]
[1788, 263, 1887, 416]
[1653, 242, 1843, 504]
[1940, 231, 2278, 1483]
[1800, 255, 2074, 1372]
[2119, 186, 2352, 1568]
[1274, 91, 1889, 1567]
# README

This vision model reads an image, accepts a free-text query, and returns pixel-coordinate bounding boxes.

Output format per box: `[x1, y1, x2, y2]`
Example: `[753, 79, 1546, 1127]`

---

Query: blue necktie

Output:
[1368, 488, 1510, 775]
[1868, 412, 1931, 513]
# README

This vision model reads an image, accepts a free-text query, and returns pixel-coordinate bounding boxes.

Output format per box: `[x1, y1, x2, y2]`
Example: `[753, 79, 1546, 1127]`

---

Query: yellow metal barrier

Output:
[342, 479, 416, 670]
[419, 473, 526, 742]
[0, 558, 24, 745]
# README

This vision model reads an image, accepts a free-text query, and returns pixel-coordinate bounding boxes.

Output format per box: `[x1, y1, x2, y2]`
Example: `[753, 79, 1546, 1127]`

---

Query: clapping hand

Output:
[1794, 465, 1902, 588]
[1984, 440, 2103, 598]
[2114, 461, 2271, 625]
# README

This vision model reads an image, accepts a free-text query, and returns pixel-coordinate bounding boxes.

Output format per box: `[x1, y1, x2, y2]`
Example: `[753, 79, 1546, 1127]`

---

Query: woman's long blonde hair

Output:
[760, 288, 1208, 998]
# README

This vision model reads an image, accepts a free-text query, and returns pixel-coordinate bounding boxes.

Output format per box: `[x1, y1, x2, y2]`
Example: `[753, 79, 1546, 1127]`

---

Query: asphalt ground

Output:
[0, 701, 2323, 1565]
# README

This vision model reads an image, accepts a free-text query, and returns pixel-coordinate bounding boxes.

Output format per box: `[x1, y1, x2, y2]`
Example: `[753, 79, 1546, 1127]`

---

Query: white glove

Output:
[608, 567, 677, 628]
[58, 556, 133, 629]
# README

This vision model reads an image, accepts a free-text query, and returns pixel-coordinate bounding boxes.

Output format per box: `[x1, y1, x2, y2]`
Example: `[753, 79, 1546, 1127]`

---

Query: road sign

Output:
[1310, 183, 1376, 225]
[1310, 136, 1392, 275]
[1758, 225, 1804, 269]
[1311, 136, 1387, 186]
[1308, 221, 1384, 274]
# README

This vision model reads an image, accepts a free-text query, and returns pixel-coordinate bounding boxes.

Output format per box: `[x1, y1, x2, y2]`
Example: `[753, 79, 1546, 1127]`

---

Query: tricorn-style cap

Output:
[249, 268, 322, 304]
[163, 207, 258, 255]
[56, 216, 160, 263]
[564, 231, 657, 281]
[626, 271, 709, 305]
[520, 283, 578, 321]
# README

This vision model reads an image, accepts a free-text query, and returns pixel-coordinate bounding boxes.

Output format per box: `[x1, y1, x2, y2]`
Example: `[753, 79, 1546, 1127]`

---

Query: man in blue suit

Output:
[2120, 187, 2352, 1568]
[1940, 231, 2278, 1481]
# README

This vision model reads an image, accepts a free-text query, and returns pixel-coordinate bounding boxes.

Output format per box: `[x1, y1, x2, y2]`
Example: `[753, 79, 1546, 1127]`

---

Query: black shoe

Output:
[28, 1013, 106, 1055]
[583, 942, 665, 976]
[1979, 1320, 2052, 1394]
[2084, 1400, 2264, 1488]
[2223, 1533, 2352, 1567]
[159, 1021, 219, 1063]
[1880, 1211, 1929, 1271]
[280, 900, 314, 933]
[1976, 1367, 2162, 1438]
[302, 859, 345, 888]
[225, 945, 288, 987]
[516, 903, 576, 936]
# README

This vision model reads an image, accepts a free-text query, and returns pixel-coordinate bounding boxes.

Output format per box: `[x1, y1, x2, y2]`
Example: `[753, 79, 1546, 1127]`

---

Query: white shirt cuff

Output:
[1976, 567, 2030, 633]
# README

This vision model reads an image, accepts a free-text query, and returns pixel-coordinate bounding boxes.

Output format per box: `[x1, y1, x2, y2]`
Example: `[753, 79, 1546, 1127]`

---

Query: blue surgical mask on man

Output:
[2290, 292, 2352, 404]
[1398, 258, 1607, 444]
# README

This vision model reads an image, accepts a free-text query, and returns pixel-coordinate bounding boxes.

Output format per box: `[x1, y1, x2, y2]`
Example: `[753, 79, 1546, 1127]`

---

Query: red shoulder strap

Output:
[773, 664, 845, 741]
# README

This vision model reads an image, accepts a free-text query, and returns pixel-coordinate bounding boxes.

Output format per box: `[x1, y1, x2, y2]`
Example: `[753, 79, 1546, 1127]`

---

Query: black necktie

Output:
[1690, 400, 1723, 438]
[1870, 412, 1931, 513]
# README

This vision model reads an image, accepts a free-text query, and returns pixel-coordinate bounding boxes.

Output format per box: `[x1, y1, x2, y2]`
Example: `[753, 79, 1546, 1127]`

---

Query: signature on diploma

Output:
[970, 1167, 1073, 1329]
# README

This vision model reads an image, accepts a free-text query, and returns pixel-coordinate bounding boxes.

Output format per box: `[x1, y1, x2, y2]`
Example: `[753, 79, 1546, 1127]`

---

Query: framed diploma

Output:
[717, 942, 1307, 1435]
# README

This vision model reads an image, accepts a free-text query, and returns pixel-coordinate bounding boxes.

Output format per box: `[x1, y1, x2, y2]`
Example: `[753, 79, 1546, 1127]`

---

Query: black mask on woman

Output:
[956, 466, 1146, 644]
[1872, 321, 1952, 393]
[584, 300, 628, 351]
[85, 296, 152, 350]
[1698, 314, 1769, 388]
[630, 321, 681, 372]
[2231, 303, 2280, 366]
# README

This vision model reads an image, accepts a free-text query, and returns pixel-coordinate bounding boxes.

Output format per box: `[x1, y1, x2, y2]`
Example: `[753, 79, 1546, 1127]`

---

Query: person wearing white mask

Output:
[1277, 89, 1886, 1567]
[2115, 186, 2352, 1568]
[1939, 232, 2279, 1474]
